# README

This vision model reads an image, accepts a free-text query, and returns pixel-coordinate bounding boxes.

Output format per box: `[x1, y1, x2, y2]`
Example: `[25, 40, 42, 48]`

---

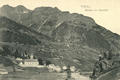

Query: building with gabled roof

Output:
[24, 59, 39, 65]
[19, 59, 39, 67]
[19, 54, 39, 67]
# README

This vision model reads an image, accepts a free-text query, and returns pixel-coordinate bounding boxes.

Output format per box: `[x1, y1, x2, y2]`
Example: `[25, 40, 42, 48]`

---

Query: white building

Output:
[48, 64, 61, 72]
[37, 65, 44, 68]
[0, 69, 8, 74]
[16, 58, 22, 61]
[48, 64, 55, 69]
[24, 59, 39, 66]
[19, 54, 39, 67]
[54, 66, 61, 72]
[19, 59, 39, 67]
[63, 66, 67, 70]
[70, 66, 76, 72]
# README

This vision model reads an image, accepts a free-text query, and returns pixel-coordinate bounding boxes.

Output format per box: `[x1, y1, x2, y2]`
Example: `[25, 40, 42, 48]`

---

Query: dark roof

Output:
[24, 59, 38, 62]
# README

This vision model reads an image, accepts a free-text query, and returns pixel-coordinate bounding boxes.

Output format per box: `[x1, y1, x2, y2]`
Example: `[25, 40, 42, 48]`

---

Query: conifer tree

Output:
[67, 65, 71, 78]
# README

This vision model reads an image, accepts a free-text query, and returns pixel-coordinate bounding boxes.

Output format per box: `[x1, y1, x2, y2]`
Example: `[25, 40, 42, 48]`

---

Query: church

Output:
[19, 54, 39, 67]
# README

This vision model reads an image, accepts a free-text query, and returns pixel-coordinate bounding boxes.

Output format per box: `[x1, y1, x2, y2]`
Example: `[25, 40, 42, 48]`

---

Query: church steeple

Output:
[30, 54, 33, 59]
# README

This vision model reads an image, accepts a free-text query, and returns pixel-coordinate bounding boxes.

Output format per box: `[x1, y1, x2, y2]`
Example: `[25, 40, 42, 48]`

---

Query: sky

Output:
[0, 0, 120, 35]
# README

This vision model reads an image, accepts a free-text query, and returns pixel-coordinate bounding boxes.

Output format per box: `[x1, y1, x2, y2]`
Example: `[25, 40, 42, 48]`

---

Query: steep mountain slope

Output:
[51, 21, 111, 50]
[19, 7, 96, 37]
[96, 66, 120, 80]
[93, 25, 120, 53]
[1, 5, 120, 52]
[0, 5, 95, 36]
[0, 16, 51, 45]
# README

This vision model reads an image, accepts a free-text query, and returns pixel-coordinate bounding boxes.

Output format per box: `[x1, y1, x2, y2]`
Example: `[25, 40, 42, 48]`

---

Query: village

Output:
[0, 48, 91, 80]
[0, 53, 80, 73]
[0, 43, 119, 80]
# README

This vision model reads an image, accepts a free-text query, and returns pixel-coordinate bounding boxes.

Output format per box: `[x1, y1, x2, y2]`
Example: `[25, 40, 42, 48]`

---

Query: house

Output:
[48, 64, 61, 72]
[0, 69, 8, 74]
[63, 66, 67, 70]
[70, 66, 76, 72]
[0, 64, 8, 75]
[19, 54, 39, 67]
[16, 58, 22, 61]
[54, 66, 61, 72]
[48, 64, 55, 69]
[37, 65, 44, 68]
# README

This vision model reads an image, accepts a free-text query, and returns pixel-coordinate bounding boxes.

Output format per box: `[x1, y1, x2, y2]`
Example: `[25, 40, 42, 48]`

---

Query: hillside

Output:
[0, 16, 51, 45]
[95, 66, 120, 80]
[51, 21, 110, 50]
[0, 56, 15, 66]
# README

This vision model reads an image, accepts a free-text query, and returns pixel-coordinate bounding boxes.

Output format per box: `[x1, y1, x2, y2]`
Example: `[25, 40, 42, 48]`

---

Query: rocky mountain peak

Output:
[34, 6, 62, 14]
[15, 5, 31, 13]
[1, 5, 14, 11]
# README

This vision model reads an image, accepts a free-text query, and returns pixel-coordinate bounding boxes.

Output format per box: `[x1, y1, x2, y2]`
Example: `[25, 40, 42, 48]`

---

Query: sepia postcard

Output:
[0, 0, 120, 80]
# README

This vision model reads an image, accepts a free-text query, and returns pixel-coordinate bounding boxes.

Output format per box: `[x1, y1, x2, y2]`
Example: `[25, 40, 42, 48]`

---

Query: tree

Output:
[12, 65, 16, 72]
[28, 55, 30, 59]
[99, 55, 102, 61]
[99, 63, 103, 72]
[22, 53, 25, 59]
[103, 52, 107, 58]
[25, 50, 27, 55]
[107, 51, 113, 60]
[10, 47, 15, 57]
[0, 47, 4, 55]
[14, 49, 21, 59]
[2, 45, 11, 56]
[67, 65, 71, 78]
[46, 60, 51, 65]
[38, 58, 43, 65]
[33, 56, 37, 59]
[92, 68, 96, 76]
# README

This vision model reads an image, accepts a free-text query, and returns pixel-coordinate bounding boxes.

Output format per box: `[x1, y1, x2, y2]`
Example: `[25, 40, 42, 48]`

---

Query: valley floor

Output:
[0, 72, 90, 80]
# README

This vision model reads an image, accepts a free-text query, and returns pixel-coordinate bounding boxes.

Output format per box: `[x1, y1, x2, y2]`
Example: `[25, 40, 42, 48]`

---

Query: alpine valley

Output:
[0, 5, 120, 80]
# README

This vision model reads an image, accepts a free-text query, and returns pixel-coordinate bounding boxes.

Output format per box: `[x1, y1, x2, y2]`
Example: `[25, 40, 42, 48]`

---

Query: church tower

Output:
[30, 54, 33, 59]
